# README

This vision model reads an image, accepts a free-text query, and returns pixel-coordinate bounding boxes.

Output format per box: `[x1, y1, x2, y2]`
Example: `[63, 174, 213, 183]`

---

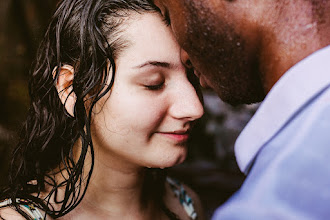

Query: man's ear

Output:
[53, 65, 76, 117]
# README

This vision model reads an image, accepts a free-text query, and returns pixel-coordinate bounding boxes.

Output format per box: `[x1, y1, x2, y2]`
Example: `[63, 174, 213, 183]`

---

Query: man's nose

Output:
[181, 49, 193, 69]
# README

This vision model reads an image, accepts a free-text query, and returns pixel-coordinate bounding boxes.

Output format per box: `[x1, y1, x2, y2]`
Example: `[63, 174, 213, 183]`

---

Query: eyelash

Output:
[145, 83, 164, 91]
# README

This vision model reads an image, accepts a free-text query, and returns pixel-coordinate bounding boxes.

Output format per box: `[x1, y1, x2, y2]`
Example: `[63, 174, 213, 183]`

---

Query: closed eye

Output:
[145, 83, 164, 90]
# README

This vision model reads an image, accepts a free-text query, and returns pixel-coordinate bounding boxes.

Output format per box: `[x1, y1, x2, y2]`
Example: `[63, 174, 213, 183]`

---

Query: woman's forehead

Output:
[116, 13, 181, 68]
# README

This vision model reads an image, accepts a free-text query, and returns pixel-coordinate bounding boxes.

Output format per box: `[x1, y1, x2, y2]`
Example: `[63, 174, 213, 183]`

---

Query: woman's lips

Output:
[157, 132, 190, 142]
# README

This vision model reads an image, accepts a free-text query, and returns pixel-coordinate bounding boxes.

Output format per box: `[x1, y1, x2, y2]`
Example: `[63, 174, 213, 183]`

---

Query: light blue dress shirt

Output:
[212, 45, 330, 220]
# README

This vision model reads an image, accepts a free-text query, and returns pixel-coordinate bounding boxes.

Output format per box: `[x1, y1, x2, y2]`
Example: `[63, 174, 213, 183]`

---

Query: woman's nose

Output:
[169, 80, 204, 121]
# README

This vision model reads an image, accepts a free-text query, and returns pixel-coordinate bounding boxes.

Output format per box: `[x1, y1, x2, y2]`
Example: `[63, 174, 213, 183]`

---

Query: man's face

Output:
[153, 0, 266, 105]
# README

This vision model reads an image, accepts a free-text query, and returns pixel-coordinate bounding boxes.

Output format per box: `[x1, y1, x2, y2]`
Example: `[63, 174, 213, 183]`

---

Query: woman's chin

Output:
[149, 153, 187, 169]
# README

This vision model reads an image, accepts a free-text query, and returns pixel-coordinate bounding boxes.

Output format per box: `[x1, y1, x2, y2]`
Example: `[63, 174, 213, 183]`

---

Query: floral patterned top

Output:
[0, 198, 43, 220]
[0, 178, 197, 220]
[166, 177, 198, 220]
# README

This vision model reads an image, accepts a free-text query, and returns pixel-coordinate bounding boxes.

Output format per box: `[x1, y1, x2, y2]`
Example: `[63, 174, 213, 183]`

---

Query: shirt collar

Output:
[235, 45, 330, 174]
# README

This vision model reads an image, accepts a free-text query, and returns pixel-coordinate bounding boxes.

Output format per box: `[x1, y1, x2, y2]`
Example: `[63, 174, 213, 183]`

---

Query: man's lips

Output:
[199, 76, 209, 88]
[194, 70, 210, 88]
[194, 69, 201, 78]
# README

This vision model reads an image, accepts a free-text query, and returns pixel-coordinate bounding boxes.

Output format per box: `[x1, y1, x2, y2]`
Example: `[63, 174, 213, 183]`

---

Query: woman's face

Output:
[91, 12, 204, 169]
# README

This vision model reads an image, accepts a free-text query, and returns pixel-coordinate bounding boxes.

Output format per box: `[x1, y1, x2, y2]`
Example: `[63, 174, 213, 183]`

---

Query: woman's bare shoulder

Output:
[181, 183, 205, 220]
[165, 177, 205, 220]
[0, 207, 26, 220]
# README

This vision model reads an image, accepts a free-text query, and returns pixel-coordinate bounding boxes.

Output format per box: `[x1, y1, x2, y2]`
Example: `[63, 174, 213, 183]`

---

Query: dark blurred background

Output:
[0, 0, 259, 219]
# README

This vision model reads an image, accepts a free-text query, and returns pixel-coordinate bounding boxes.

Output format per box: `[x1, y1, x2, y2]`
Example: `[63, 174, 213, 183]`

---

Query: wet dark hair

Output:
[0, 0, 180, 219]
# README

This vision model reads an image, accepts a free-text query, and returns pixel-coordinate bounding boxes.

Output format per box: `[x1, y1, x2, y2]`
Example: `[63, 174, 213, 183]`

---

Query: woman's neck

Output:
[54, 143, 163, 219]
[83, 156, 147, 216]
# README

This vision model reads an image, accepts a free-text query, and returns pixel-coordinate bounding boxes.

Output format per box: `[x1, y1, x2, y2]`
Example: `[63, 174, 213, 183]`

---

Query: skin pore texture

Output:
[152, 0, 330, 105]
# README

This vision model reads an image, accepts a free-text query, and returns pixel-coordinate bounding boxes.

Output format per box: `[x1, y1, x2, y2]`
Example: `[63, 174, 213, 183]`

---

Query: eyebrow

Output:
[134, 61, 172, 69]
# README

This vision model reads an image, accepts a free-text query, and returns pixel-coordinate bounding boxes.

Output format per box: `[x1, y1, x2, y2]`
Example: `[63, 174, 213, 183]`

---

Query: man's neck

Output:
[258, 0, 330, 92]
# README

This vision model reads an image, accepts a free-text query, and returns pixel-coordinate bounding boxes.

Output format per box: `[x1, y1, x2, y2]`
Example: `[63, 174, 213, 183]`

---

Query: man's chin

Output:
[215, 88, 265, 106]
